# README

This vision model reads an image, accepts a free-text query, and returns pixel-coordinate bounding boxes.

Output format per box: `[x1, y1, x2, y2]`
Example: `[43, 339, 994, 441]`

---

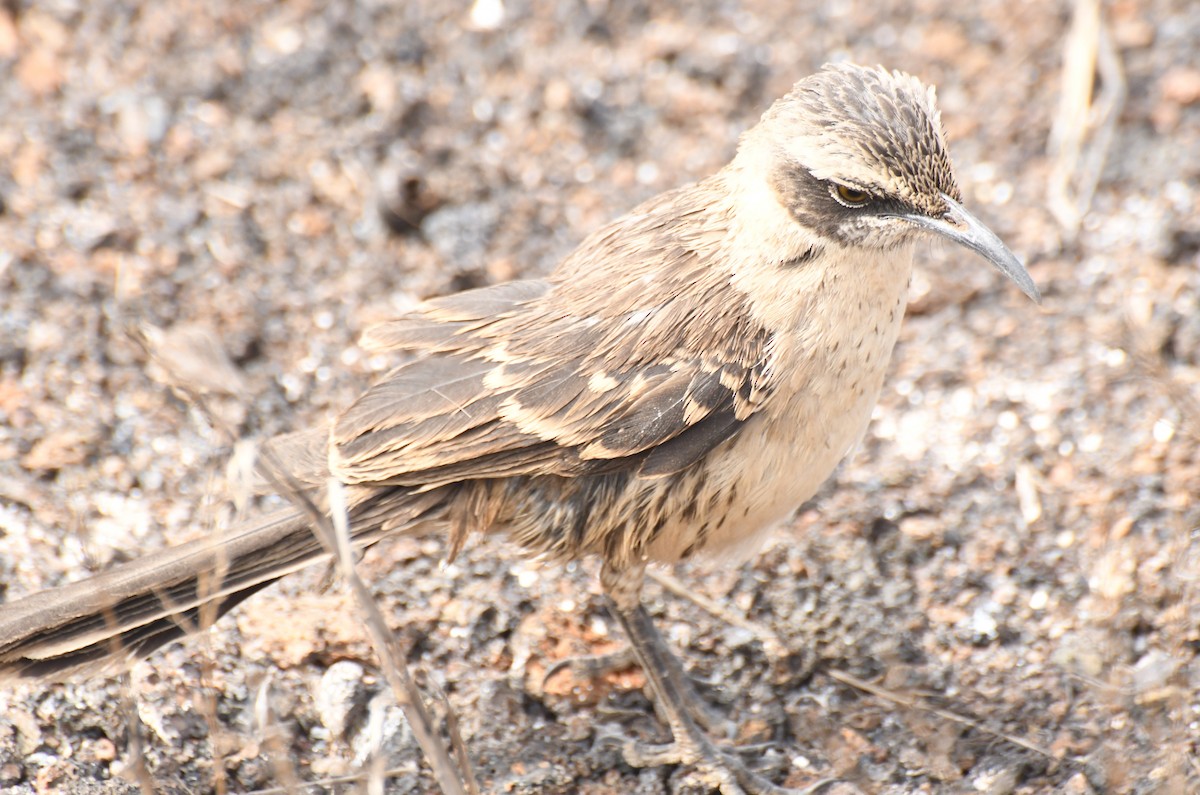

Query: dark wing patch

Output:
[583, 366, 727, 458]
[637, 406, 742, 477]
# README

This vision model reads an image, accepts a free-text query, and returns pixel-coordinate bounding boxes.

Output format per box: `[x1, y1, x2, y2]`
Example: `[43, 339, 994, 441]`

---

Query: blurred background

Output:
[0, 0, 1196, 792]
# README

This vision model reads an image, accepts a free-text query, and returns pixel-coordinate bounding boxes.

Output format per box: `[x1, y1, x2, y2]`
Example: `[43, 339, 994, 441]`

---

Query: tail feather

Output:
[0, 479, 451, 682]
[0, 507, 316, 681]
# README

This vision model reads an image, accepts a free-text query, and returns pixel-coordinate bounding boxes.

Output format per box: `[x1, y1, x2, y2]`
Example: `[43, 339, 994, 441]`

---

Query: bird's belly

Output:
[643, 388, 880, 564]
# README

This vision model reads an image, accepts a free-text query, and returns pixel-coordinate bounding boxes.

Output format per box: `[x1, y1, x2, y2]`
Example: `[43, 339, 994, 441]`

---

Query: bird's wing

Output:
[330, 275, 773, 488]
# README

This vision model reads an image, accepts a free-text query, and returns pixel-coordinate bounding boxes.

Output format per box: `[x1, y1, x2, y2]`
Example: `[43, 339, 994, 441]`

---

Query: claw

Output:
[542, 647, 637, 689]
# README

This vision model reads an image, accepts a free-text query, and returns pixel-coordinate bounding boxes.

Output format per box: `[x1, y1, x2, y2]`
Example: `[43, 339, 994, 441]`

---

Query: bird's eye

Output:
[832, 184, 871, 207]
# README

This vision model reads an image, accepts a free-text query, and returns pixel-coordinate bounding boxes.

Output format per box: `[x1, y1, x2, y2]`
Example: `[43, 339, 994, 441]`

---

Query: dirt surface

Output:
[1, 1, 1198, 793]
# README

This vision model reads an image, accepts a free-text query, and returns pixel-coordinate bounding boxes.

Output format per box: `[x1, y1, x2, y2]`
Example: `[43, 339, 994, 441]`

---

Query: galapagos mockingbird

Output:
[0, 63, 1039, 792]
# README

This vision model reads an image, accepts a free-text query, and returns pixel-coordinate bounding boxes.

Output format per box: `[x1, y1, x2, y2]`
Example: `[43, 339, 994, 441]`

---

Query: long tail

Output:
[0, 487, 445, 682]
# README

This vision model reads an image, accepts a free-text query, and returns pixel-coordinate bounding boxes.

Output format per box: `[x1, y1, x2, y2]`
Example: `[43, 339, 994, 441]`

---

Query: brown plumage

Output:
[0, 63, 1038, 792]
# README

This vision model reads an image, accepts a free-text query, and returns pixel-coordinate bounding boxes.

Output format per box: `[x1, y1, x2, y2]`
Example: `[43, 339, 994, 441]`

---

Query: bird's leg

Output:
[600, 564, 834, 795]
[543, 640, 733, 736]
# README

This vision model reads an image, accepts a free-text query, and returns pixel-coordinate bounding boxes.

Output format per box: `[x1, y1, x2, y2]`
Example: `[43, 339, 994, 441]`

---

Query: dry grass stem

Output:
[827, 668, 1064, 763]
[253, 675, 303, 795]
[117, 672, 158, 795]
[323, 476, 475, 795]
[1047, 0, 1126, 240]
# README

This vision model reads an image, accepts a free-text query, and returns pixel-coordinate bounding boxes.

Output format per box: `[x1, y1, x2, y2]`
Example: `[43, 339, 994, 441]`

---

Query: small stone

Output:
[467, 0, 505, 31]
[0, 763, 23, 785]
[377, 169, 443, 237]
[1161, 67, 1200, 106]
[16, 48, 63, 96]
[20, 426, 100, 471]
[971, 759, 1021, 794]
[422, 201, 499, 268]
[1132, 649, 1181, 703]
[1063, 771, 1096, 793]
[84, 736, 117, 763]
[314, 660, 370, 740]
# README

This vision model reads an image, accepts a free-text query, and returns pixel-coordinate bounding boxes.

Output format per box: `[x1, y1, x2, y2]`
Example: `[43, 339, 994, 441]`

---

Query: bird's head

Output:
[747, 62, 1040, 303]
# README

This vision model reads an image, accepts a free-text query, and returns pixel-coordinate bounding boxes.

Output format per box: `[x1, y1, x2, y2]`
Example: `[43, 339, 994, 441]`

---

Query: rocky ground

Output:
[0, 1, 1197, 793]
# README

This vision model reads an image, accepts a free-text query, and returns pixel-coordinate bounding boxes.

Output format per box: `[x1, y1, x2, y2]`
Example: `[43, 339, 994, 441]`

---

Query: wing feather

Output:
[637, 406, 741, 477]
[360, 281, 551, 354]
[329, 179, 779, 488]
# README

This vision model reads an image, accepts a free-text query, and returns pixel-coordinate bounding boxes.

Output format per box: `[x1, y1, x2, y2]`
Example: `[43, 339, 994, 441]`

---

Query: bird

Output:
[0, 63, 1039, 793]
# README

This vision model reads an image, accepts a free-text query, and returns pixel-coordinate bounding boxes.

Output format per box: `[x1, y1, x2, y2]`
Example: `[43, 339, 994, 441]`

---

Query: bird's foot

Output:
[542, 646, 636, 684]
[598, 598, 840, 794]
[596, 727, 837, 795]
[544, 646, 735, 737]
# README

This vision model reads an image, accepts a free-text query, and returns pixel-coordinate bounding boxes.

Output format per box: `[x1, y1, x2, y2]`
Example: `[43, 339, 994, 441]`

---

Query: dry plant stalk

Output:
[254, 674, 303, 795]
[1047, 0, 1127, 241]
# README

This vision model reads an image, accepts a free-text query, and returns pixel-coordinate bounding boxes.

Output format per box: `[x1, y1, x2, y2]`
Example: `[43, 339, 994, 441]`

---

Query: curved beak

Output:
[895, 193, 1041, 304]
